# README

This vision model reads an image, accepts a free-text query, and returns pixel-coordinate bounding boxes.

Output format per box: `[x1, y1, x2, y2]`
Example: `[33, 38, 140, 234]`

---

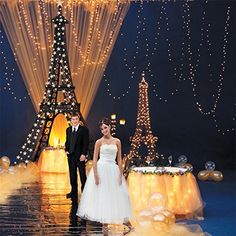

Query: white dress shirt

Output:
[72, 124, 79, 132]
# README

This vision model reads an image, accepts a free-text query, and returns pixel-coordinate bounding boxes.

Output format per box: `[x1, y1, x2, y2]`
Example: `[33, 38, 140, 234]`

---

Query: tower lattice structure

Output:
[123, 72, 159, 174]
[16, 3, 84, 164]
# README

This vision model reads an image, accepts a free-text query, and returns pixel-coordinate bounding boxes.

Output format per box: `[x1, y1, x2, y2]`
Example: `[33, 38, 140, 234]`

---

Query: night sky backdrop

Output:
[0, 0, 235, 171]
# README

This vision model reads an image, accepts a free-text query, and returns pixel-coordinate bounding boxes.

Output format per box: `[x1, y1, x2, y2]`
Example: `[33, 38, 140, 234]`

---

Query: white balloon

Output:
[153, 214, 165, 222]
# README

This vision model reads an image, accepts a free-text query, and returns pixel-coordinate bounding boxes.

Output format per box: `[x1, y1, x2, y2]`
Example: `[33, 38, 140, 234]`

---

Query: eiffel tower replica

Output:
[15, 3, 84, 164]
[123, 72, 160, 174]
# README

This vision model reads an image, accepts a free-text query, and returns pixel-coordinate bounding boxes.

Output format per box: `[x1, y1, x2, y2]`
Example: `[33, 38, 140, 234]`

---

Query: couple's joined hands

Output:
[94, 173, 122, 186]
[79, 154, 86, 161]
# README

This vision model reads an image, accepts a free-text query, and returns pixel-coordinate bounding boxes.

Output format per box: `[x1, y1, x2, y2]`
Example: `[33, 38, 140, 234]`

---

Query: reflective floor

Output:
[0, 173, 130, 236]
[0, 169, 212, 236]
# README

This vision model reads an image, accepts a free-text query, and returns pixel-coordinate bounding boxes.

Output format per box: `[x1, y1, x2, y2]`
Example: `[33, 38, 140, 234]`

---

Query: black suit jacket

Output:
[65, 125, 89, 161]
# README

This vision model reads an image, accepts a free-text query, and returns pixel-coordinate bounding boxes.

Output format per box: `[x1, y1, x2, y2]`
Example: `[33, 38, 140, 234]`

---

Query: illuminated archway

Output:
[48, 113, 69, 147]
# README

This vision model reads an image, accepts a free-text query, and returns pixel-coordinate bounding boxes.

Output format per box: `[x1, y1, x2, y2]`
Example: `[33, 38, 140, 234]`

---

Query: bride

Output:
[76, 117, 133, 230]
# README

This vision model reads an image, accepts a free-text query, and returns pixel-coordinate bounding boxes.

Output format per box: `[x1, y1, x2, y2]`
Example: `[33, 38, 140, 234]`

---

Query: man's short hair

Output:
[71, 112, 80, 118]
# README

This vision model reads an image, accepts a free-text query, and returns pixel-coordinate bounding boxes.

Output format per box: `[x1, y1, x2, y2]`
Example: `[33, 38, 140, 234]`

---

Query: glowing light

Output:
[124, 73, 159, 174]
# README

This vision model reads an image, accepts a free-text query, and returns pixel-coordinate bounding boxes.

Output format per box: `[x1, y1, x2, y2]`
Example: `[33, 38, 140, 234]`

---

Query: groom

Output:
[65, 112, 89, 200]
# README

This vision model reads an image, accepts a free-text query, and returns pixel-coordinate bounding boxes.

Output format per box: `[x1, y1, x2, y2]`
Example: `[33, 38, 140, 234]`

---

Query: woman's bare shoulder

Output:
[95, 138, 103, 146]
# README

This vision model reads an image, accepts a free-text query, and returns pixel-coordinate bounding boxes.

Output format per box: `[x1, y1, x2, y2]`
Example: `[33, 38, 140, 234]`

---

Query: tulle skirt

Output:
[76, 160, 132, 224]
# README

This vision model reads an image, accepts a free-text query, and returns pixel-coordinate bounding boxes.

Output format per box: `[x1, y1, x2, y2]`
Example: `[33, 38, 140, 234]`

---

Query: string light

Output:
[184, 1, 229, 116]
[106, 2, 182, 103]
[104, 1, 182, 102]
[0, 0, 234, 166]
[148, 1, 183, 101]
[15, 116, 45, 164]
[0, 1, 129, 116]
[0, 29, 30, 102]
[124, 72, 160, 174]
[104, 2, 144, 100]
[103, 1, 235, 135]
[183, 1, 235, 134]
[15, 4, 84, 164]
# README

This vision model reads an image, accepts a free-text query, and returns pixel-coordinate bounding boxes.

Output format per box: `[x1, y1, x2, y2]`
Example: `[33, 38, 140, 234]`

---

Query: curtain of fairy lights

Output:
[0, 0, 130, 117]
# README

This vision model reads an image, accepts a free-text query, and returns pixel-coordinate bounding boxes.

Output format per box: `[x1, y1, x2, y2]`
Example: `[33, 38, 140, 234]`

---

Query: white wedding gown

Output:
[76, 144, 132, 224]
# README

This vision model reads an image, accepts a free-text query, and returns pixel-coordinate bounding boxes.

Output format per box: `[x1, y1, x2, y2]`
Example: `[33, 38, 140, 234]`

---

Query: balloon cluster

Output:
[0, 156, 35, 175]
[0, 156, 39, 204]
[175, 155, 193, 171]
[137, 193, 175, 230]
[198, 161, 223, 181]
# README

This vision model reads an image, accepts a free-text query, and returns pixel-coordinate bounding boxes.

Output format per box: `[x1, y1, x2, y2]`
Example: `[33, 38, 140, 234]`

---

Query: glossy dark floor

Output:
[0, 174, 130, 236]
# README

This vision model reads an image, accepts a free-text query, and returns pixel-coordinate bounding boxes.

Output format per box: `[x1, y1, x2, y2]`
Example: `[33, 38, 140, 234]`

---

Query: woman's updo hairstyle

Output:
[99, 117, 112, 128]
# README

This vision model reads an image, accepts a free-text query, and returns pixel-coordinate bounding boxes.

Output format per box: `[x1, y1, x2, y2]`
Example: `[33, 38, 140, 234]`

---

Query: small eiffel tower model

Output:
[123, 72, 159, 174]
[15, 3, 84, 164]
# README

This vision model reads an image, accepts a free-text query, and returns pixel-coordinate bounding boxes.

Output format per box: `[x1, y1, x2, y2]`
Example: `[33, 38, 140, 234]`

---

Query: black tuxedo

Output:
[65, 125, 89, 194]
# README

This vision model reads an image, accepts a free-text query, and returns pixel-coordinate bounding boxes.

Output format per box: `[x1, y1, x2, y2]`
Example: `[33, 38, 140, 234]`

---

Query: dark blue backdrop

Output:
[0, 1, 235, 171]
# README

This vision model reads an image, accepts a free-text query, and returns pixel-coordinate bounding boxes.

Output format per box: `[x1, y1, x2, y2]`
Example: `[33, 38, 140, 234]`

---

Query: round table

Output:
[127, 166, 203, 218]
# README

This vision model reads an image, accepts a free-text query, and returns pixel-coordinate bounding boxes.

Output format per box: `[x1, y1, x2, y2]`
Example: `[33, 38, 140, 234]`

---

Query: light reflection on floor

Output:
[0, 172, 130, 235]
[0, 167, 208, 236]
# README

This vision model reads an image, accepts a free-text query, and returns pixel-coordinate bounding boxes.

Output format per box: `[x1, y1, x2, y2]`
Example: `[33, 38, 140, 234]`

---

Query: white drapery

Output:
[0, 0, 130, 117]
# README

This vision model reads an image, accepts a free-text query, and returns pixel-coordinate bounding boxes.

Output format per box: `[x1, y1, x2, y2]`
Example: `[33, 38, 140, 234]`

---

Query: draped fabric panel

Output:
[0, 0, 130, 117]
